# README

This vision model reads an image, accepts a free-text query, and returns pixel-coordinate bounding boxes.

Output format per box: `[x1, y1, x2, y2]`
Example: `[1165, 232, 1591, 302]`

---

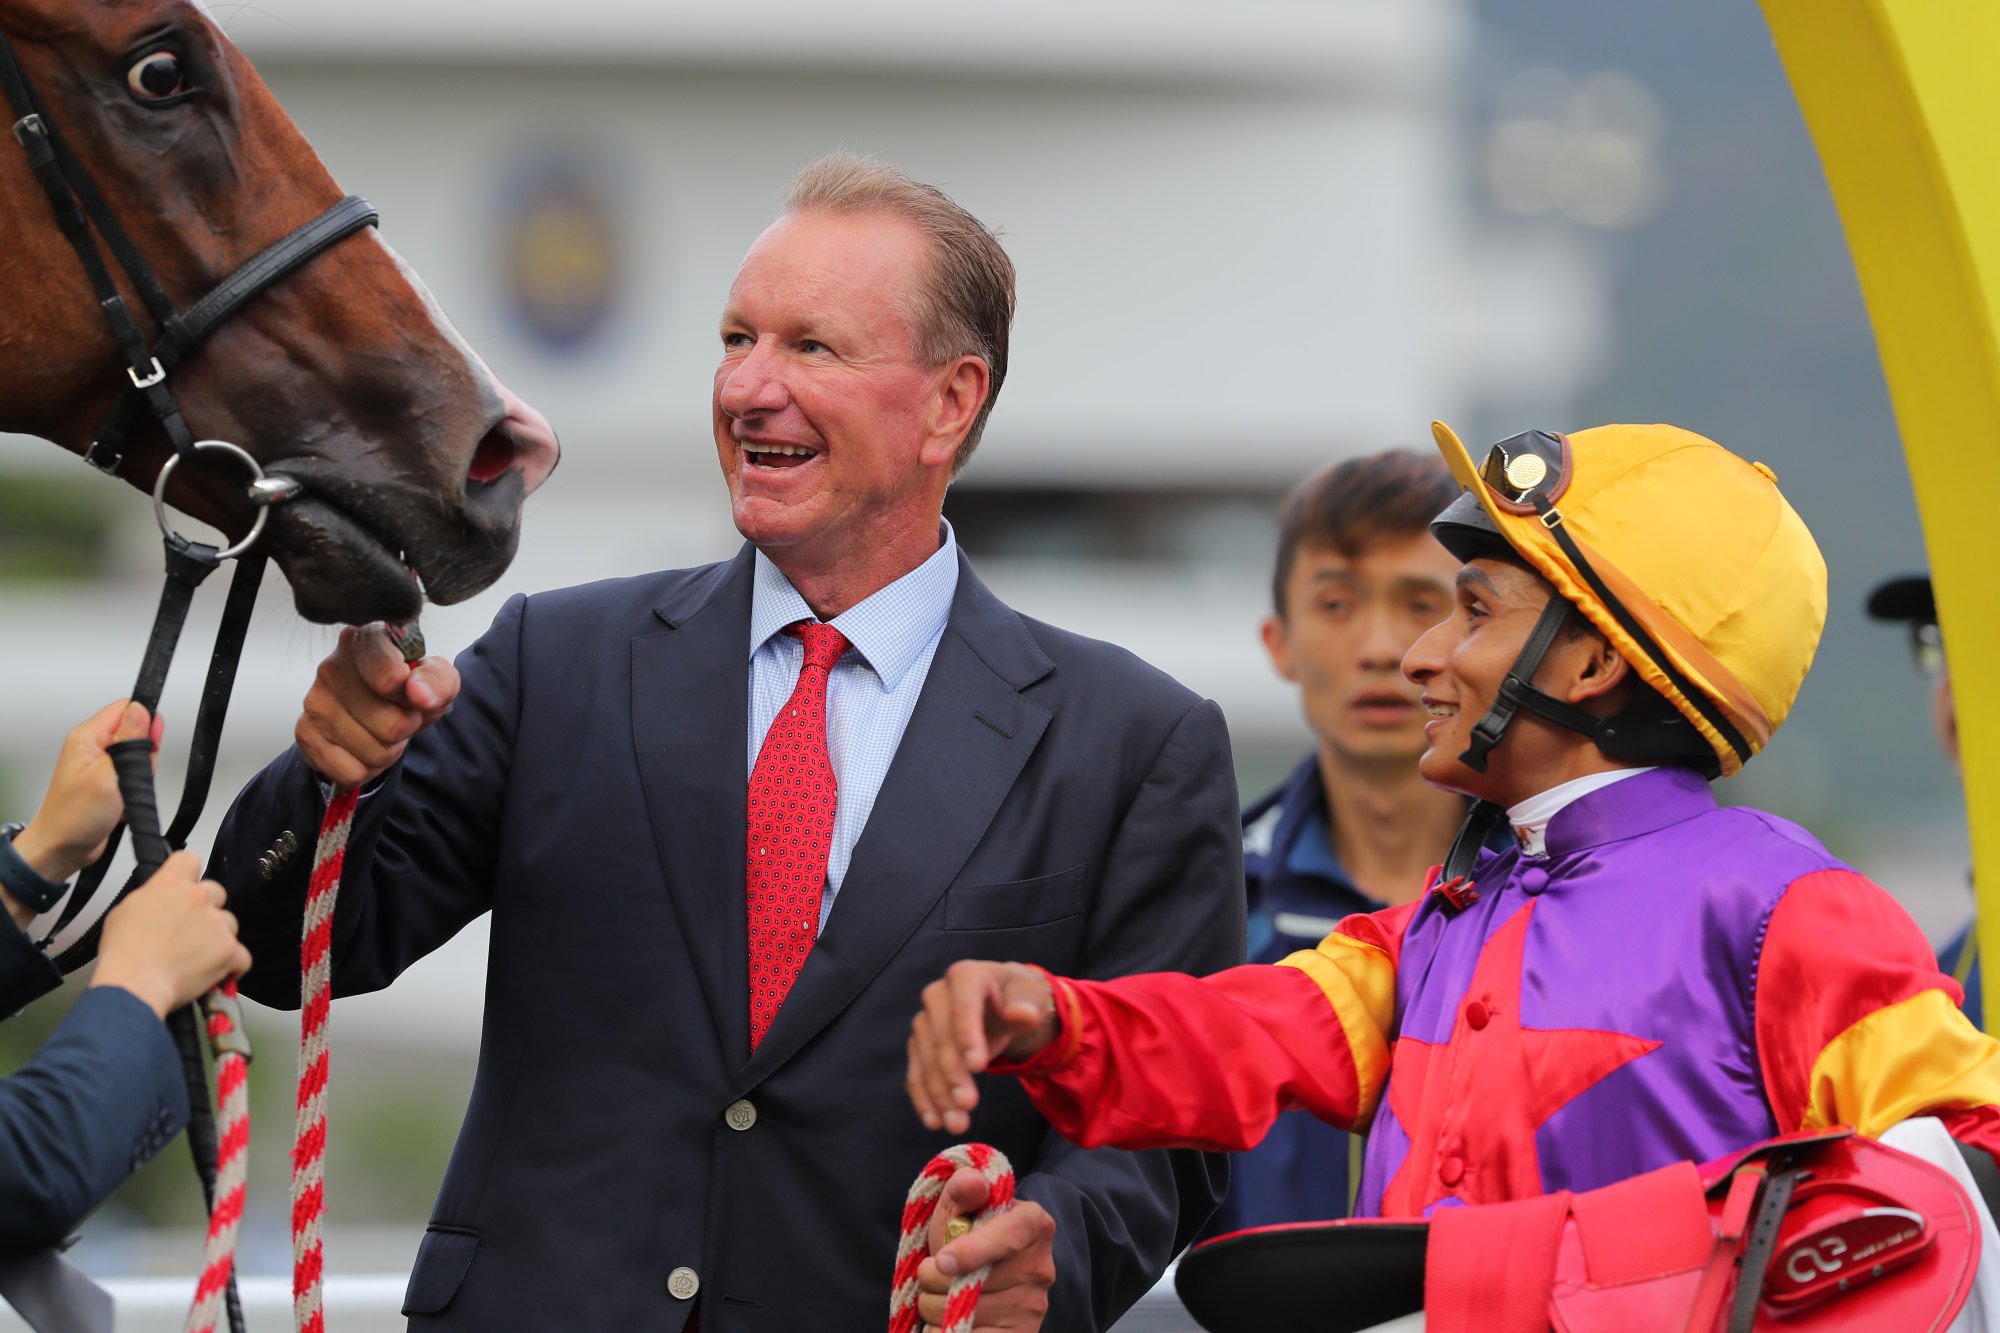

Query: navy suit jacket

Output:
[1, 922, 186, 1254]
[212, 547, 1246, 1330]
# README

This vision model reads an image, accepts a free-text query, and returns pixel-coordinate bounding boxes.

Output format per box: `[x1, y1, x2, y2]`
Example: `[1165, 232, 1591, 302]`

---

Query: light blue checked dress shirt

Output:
[748, 523, 959, 928]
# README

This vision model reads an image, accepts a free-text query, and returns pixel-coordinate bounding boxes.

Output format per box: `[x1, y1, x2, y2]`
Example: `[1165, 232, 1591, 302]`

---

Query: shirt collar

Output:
[748, 520, 960, 690]
[1506, 767, 1656, 856]
[1507, 765, 1717, 858]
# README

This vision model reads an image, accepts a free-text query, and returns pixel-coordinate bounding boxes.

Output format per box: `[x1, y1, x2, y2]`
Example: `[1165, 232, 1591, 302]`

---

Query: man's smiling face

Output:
[1402, 556, 1573, 803]
[712, 208, 963, 573]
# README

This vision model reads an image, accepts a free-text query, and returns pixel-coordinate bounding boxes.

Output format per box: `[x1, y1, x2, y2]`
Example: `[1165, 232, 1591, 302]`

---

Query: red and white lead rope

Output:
[292, 784, 357, 1333]
[291, 621, 419, 1331]
[890, 1144, 1015, 1333]
[182, 983, 251, 1333]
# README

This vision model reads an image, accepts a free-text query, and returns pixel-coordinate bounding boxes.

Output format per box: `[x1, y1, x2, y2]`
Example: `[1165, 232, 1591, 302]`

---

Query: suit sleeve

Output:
[0, 986, 186, 1249]
[1004, 902, 1409, 1153]
[0, 912, 61, 1017]
[1756, 868, 2000, 1160]
[210, 594, 526, 1008]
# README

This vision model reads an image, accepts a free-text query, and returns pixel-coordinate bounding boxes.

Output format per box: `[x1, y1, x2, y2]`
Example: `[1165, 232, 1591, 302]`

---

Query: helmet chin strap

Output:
[1434, 592, 1600, 913]
[1458, 594, 1610, 774]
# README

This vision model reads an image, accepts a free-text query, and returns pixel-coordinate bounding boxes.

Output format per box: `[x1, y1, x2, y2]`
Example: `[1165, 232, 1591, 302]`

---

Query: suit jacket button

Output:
[668, 1267, 700, 1300]
[277, 830, 299, 857]
[257, 854, 279, 881]
[724, 1100, 757, 1132]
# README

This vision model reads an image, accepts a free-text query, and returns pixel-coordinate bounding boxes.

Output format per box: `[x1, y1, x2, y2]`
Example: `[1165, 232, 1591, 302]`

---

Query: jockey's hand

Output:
[908, 961, 1058, 1136]
[9, 700, 162, 891]
[917, 1167, 1056, 1332]
[90, 851, 250, 1018]
[297, 624, 458, 787]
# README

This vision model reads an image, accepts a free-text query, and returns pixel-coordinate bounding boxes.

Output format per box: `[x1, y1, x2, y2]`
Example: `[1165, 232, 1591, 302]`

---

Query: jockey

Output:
[906, 421, 2000, 1218]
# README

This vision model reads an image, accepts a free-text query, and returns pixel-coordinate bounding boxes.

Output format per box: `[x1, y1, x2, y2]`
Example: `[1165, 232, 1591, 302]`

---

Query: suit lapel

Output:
[743, 557, 1054, 1084]
[632, 546, 756, 1065]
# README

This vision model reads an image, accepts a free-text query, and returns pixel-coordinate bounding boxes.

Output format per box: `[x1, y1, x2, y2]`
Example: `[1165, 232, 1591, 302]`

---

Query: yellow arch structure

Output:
[1761, 0, 2000, 1025]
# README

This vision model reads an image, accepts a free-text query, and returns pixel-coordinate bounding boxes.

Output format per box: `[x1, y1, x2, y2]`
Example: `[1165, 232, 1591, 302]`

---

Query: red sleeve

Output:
[1757, 868, 2000, 1150]
[997, 965, 1363, 1152]
[994, 897, 1421, 1153]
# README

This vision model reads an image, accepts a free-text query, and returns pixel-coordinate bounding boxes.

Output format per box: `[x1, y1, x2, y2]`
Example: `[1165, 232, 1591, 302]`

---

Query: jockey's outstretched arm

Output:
[906, 902, 1419, 1152]
[909, 868, 2000, 1173]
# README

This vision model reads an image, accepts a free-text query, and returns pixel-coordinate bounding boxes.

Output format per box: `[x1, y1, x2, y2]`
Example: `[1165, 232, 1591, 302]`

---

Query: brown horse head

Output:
[0, 0, 560, 624]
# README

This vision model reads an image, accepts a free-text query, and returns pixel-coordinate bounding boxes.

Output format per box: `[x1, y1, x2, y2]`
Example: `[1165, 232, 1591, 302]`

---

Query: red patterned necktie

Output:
[746, 621, 849, 1049]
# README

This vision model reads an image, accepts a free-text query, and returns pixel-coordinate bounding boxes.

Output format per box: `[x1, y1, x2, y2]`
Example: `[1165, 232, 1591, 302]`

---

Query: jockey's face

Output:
[1403, 557, 1629, 805]
[712, 209, 984, 594]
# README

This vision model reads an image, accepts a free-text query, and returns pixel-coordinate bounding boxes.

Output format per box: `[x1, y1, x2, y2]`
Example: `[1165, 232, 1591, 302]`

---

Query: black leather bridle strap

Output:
[50, 536, 253, 1333]
[0, 26, 378, 477]
[182, 195, 382, 346]
[0, 33, 194, 446]
[4, 110, 195, 452]
[90, 195, 381, 473]
[0, 34, 180, 331]
[39, 535, 218, 956]
[44, 551, 267, 964]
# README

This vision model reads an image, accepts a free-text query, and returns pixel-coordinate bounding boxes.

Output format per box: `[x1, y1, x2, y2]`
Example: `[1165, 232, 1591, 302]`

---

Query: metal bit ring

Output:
[151, 439, 295, 561]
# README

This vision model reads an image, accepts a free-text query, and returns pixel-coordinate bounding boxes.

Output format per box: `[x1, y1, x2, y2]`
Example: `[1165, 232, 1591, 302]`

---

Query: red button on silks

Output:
[1465, 1001, 1491, 1030]
[1440, 1156, 1466, 1187]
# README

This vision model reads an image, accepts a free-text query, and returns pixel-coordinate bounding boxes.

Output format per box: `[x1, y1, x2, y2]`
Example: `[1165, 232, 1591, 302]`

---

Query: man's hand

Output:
[11, 700, 161, 885]
[297, 625, 458, 787]
[916, 1167, 1056, 1332]
[908, 961, 1058, 1136]
[90, 851, 251, 1018]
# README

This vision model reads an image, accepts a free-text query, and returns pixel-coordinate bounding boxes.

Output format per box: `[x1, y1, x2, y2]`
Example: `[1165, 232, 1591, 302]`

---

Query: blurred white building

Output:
[0, 0, 1605, 1047]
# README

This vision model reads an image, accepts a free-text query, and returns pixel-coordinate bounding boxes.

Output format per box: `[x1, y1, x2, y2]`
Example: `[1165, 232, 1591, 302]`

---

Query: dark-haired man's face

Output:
[1262, 533, 1458, 769]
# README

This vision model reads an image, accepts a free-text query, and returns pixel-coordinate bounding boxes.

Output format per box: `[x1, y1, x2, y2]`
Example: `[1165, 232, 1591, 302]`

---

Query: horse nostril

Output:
[467, 425, 518, 485]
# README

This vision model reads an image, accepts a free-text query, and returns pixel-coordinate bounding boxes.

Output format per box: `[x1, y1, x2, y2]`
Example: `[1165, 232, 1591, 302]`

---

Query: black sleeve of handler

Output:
[208, 594, 526, 1008]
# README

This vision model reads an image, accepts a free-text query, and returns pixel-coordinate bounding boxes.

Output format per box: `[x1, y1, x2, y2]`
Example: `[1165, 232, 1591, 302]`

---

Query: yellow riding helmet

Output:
[1427, 421, 1827, 778]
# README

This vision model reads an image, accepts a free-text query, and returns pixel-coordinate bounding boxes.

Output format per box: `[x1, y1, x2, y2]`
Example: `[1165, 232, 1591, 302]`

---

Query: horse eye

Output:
[126, 51, 186, 102]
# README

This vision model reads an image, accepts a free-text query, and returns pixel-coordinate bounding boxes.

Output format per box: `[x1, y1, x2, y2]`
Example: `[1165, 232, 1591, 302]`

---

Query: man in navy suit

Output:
[4, 704, 249, 1325]
[211, 156, 1243, 1330]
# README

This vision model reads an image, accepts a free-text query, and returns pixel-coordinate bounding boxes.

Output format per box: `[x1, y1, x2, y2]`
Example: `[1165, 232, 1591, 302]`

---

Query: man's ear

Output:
[919, 356, 990, 468]
[1261, 615, 1298, 683]
[1562, 626, 1631, 706]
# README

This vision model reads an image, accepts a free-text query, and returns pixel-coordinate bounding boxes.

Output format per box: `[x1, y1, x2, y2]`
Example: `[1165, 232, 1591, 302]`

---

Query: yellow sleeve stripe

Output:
[1277, 933, 1397, 1125]
[1801, 987, 2000, 1137]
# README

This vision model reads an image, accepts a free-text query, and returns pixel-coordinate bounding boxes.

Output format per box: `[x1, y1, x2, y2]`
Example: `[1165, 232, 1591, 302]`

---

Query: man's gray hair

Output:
[786, 154, 1015, 473]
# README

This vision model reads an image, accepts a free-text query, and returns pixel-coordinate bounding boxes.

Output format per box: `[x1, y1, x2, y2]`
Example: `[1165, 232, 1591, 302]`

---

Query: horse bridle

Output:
[0, 27, 379, 479]
[2, 25, 386, 1333]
